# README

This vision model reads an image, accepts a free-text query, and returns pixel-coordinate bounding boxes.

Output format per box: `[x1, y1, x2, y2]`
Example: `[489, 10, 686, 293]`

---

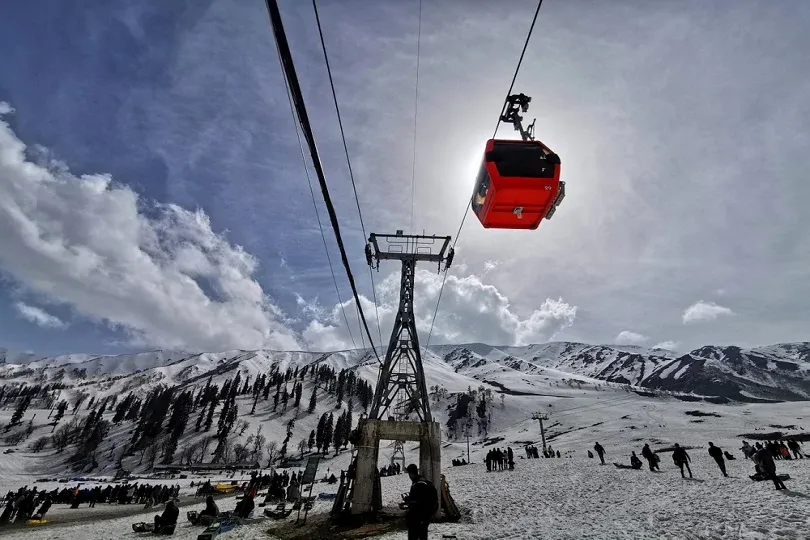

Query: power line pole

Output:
[531, 412, 549, 453]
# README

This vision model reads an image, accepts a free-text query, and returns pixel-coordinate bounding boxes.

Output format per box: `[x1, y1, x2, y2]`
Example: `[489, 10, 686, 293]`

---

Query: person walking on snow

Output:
[754, 448, 787, 490]
[672, 444, 692, 478]
[788, 440, 803, 460]
[708, 442, 728, 477]
[594, 442, 606, 465]
[642, 443, 660, 471]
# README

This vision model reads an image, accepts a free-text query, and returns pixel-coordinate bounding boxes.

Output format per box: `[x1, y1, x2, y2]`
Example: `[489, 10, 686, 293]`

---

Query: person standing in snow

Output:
[594, 442, 606, 465]
[740, 441, 755, 459]
[672, 444, 692, 478]
[788, 440, 803, 460]
[753, 447, 787, 490]
[642, 444, 660, 471]
[404, 464, 438, 540]
[707, 442, 728, 477]
[507, 447, 515, 470]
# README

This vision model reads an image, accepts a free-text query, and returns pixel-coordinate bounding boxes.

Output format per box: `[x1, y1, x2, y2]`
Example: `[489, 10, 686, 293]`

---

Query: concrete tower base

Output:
[350, 419, 441, 517]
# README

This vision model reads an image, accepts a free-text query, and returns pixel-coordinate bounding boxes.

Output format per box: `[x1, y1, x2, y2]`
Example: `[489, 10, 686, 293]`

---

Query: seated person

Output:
[197, 495, 219, 525]
[154, 500, 179, 530]
[234, 494, 254, 520]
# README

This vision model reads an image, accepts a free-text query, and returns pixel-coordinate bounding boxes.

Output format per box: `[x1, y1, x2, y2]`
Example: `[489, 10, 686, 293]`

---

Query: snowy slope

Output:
[2, 342, 809, 404]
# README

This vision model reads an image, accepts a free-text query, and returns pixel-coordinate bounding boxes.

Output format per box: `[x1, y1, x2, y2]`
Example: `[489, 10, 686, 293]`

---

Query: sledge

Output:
[264, 503, 293, 519]
[196, 515, 241, 540]
[187, 511, 216, 527]
[214, 483, 237, 494]
[26, 519, 48, 526]
[131, 522, 177, 535]
[613, 463, 641, 470]
[750, 473, 790, 482]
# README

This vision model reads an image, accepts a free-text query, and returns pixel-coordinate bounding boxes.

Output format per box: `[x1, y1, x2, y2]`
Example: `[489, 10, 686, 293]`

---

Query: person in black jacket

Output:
[672, 444, 692, 478]
[642, 444, 660, 471]
[154, 500, 179, 530]
[405, 464, 438, 540]
[754, 448, 787, 490]
[707, 442, 728, 477]
[234, 494, 255, 519]
[630, 452, 642, 470]
[594, 442, 606, 465]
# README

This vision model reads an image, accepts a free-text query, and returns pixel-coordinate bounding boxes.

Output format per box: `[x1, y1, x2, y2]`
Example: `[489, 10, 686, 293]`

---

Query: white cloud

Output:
[14, 302, 67, 329]
[303, 269, 577, 350]
[682, 300, 734, 324]
[615, 331, 649, 345]
[0, 104, 300, 351]
[483, 260, 500, 274]
[652, 340, 679, 351]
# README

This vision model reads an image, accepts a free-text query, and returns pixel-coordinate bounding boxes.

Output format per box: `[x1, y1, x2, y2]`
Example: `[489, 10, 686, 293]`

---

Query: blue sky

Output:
[1, 0, 809, 356]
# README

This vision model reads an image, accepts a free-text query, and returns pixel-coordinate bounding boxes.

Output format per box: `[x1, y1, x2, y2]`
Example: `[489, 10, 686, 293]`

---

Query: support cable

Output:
[423, 0, 545, 354]
[410, 0, 423, 233]
[264, 0, 380, 362]
[312, 0, 385, 350]
[278, 45, 358, 350]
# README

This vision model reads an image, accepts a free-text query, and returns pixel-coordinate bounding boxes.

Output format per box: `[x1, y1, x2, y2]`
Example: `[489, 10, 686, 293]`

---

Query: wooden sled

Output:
[613, 462, 642, 470]
[26, 519, 48, 526]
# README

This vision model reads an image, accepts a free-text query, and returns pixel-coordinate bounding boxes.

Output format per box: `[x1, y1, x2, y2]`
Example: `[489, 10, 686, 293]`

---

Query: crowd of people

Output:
[0, 482, 182, 525]
[485, 447, 515, 471]
[609, 438, 806, 490]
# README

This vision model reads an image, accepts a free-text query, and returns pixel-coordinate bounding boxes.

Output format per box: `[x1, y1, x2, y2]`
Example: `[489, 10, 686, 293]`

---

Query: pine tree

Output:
[273, 391, 280, 412]
[251, 387, 261, 415]
[322, 413, 334, 454]
[281, 386, 289, 413]
[263, 383, 270, 401]
[308, 429, 316, 451]
[333, 413, 344, 454]
[315, 413, 327, 451]
[307, 387, 317, 414]
[343, 408, 353, 447]
[195, 402, 207, 432]
[292, 382, 302, 409]
[125, 399, 141, 421]
[204, 397, 219, 432]
[162, 391, 193, 464]
[51, 400, 67, 431]
[9, 395, 32, 427]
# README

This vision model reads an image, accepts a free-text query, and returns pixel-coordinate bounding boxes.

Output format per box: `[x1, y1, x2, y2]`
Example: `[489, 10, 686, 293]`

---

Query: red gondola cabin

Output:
[471, 139, 564, 229]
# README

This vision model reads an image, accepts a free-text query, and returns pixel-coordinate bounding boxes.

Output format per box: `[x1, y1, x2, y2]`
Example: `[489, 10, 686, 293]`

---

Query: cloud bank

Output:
[615, 331, 649, 345]
[682, 301, 734, 324]
[303, 269, 577, 350]
[14, 302, 67, 329]
[0, 104, 300, 351]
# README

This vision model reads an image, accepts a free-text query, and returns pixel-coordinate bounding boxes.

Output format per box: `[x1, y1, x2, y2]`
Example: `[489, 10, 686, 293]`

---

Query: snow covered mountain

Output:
[434, 342, 810, 402]
[1, 341, 808, 402]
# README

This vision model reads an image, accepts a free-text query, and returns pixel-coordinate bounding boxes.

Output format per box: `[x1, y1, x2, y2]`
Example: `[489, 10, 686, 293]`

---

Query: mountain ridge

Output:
[1, 341, 809, 402]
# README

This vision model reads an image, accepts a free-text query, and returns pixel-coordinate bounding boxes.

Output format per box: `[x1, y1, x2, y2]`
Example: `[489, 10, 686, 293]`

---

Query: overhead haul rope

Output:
[312, 0, 385, 352]
[264, 0, 380, 363]
[277, 45, 359, 351]
[410, 0, 423, 233]
[422, 0, 545, 355]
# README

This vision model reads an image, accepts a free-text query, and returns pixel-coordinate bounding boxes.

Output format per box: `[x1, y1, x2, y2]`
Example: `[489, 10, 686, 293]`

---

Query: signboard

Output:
[301, 456, 322, 485]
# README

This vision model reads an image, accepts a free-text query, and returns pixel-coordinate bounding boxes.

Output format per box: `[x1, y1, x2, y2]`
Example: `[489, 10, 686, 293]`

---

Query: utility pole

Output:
[466, 427, 471, 463]
[531, 412, 549, 453]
